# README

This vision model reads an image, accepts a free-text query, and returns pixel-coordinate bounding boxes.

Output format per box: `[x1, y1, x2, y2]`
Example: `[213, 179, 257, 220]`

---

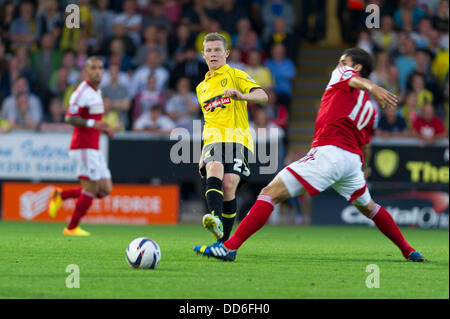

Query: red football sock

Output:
[67, 191, 94, 230]
[61, 187, 82, 200]
[370, 204, 415, 259]
[224, 195, 275, 251]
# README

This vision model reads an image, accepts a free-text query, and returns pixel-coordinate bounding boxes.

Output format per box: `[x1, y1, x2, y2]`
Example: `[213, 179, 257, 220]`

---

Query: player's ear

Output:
[353, 64, 363, 74]
[225, 49, 230, 59]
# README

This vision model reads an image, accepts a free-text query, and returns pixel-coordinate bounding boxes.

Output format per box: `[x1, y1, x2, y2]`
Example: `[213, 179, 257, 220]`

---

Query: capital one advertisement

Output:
[2, 182, 179, 225]
[312, 190, 449, 229]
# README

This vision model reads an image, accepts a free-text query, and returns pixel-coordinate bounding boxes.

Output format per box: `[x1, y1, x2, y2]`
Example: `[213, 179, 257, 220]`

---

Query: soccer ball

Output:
[125, 237, 161, 269]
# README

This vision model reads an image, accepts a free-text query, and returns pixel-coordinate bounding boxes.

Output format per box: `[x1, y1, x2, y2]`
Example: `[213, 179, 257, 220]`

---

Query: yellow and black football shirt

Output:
[196, 63, 261, 153]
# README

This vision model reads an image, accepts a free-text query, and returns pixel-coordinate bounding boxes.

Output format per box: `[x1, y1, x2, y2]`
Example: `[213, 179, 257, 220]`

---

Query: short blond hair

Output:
[203, 32, 228, 51]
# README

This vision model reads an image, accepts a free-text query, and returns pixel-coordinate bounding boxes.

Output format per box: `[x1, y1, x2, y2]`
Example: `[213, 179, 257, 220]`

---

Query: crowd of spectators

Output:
[0, 0, 297, 142]
[354, 0, 449, 145]
[0, 0, 448, 148]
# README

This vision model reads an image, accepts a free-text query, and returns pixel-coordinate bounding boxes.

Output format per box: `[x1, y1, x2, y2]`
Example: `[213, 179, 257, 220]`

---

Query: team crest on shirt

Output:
[203, 94, 231, 112]
[221, 79, 227, 87]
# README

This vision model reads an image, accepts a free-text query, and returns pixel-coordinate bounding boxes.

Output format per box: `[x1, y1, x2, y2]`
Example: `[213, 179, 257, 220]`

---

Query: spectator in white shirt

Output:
[165, 77, 199, 132]
[114, 0, 142, 47]
[130, 49, 169, 98]
[4, 92, 41, 130]
[132, 104, 175, 135]
[1, 77, 43, 123]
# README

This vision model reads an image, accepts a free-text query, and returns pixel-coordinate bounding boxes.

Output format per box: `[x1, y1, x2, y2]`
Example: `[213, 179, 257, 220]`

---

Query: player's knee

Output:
[205, 161, 223, 177]
[260, 185, 282, 204]
[354, 199, 376, 217]
[222, 177, 238, 198]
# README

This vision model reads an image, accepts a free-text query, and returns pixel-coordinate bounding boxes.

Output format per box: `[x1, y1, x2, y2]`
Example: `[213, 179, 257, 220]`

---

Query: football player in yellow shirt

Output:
[196, 33, 268, 243]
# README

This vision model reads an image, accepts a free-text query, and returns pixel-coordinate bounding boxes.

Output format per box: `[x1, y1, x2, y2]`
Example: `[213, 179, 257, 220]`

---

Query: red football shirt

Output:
[413, 116, 445, 139]
[311, 66, 377, 162]
[66, 80, 104, 150]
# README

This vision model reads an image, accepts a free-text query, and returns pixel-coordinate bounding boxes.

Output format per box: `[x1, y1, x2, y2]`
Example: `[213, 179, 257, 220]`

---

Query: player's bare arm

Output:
[223, 88, 268, 104]
[348, 76, 398, 109]
[65, 115, 114, 138]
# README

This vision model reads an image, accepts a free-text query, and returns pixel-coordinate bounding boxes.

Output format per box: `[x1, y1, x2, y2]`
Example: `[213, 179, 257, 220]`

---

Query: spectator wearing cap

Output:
[412, 103, 447, 144]
[375, 105, 409, 138]
[132, 104, 175, 135]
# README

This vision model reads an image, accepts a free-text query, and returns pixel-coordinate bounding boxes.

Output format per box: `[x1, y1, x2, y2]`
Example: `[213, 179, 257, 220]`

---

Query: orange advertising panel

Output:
[2, 182, 179, 224]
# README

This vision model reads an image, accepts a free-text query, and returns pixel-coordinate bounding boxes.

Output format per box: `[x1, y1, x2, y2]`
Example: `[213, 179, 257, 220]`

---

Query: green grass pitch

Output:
[0, 221, 448, 299]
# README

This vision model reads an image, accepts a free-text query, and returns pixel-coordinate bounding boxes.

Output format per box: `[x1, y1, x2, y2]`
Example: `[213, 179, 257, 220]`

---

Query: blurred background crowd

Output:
[0, 0, 448, 148]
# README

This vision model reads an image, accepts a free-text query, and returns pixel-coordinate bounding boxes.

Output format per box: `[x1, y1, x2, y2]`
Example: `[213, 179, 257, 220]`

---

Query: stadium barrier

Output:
[0, 132, 448, 228]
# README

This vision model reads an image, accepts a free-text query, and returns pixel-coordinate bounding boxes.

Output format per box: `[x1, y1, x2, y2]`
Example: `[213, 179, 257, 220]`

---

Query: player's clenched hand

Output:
[224, 89, 244, 100]
[370, 85, 398, 109]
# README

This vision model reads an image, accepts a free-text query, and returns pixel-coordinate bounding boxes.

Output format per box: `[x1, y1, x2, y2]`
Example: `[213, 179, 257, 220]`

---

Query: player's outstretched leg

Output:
[360, 201, 425, 262]
[194, 194, 275, 261]
[194, 176, 291, 261]
[48, 187, 82, 218]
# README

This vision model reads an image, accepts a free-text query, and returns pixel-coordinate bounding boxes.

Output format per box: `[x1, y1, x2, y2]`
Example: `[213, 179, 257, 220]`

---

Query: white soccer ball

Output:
[125, 237, 161, 269]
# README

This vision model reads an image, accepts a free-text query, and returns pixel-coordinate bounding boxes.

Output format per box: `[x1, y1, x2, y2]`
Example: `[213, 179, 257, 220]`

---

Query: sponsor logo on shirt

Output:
[203, 94, 231, 112]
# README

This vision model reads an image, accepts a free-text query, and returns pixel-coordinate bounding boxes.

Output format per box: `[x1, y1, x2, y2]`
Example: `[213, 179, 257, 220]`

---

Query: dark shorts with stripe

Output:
[200, 142, 252, 186]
